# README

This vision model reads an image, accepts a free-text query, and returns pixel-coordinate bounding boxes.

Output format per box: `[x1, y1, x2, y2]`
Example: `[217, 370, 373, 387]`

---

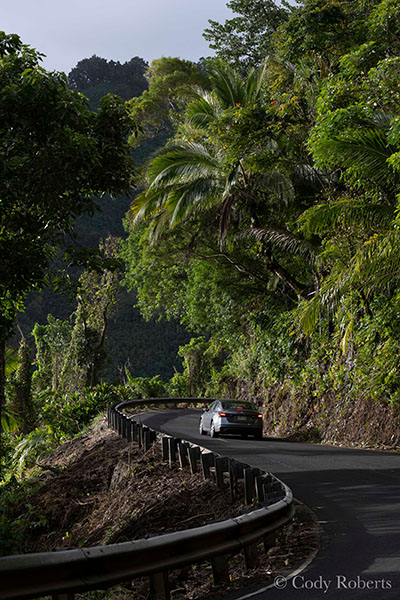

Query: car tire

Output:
[254, 431, 262, 440]
[199, 419, 206, 435]
[210, 421, 219, 438]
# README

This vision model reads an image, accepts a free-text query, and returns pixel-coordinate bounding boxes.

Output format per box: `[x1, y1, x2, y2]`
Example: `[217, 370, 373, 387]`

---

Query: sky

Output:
[1, 0, 234, 74]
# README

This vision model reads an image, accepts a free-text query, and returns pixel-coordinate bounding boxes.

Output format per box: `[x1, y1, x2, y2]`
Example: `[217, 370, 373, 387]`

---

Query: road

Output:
[139, 408, 400, 599]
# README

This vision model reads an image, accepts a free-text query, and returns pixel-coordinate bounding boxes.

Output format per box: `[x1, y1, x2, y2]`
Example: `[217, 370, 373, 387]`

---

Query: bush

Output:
[35, 382, 119, 438]
[0, 478, 45, 556]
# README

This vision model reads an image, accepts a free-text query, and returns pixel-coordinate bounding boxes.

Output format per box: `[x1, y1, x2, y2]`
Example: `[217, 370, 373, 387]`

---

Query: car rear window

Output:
[221, 401, 256, 410]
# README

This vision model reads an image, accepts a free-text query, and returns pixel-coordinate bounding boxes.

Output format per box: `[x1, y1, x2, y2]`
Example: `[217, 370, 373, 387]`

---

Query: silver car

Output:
[199, 399, 263, 439]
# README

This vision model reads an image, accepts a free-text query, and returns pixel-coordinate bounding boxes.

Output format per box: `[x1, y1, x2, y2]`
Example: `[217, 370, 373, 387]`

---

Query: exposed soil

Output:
[236, 381, 400, 450]
[23, 417, 247, 551]
[17, 417, 319, 599]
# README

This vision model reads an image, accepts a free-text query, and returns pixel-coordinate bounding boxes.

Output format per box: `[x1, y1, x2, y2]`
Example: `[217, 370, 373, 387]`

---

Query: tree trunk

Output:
[264, 254, 310, 300]
[15, 338, 33, 433]
[0, 336, 5, 436]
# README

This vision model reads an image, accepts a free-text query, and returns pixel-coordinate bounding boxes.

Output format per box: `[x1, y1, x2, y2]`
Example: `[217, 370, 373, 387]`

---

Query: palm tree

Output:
[131, 141, 231, 239]
[311, 113, 400, 201]
[297, 113, 400, 333]
[130, 60, 315, 299]
[130, 60, 268, 232]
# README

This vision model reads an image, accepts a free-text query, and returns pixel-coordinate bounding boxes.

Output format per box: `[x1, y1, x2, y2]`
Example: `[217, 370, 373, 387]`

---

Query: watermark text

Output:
[274, 575, 392, 593]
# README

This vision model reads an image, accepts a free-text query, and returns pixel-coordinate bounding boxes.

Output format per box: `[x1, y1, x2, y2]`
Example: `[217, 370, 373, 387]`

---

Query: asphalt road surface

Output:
[138, 408, 400, 600]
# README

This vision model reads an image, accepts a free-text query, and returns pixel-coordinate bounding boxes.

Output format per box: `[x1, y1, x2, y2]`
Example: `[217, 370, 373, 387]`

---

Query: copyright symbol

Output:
[274, 576, 288, 589]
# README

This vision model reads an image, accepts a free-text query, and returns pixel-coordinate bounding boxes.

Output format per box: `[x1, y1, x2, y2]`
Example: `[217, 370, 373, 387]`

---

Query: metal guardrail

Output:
[0, 398, 295, 600]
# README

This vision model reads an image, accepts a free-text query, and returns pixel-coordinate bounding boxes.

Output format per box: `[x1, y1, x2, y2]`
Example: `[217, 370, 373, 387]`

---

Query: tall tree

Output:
[127, 57, 209, 144]
[0, 32, 136, 428]
[203, 0, 289, 71]
[129, 60, 314, 300]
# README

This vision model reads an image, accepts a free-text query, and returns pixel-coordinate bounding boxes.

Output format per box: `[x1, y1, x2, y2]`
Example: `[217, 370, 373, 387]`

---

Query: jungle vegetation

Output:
[2, 0, 400, 550]
[123, 0, 400, 409]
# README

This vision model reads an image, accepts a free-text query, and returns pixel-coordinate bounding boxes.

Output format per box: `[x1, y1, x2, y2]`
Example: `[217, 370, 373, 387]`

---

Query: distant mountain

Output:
[68, 55, 149, 109]
[16, 55, 190, 382]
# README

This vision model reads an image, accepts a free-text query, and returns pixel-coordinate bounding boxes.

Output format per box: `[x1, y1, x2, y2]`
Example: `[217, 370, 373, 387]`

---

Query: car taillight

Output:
[218, 412, 227, 417]
[254, 414, 263, 419]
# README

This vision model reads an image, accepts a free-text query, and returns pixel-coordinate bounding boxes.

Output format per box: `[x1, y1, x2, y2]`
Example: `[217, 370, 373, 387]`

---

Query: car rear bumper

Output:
[216, 420, 263, 435]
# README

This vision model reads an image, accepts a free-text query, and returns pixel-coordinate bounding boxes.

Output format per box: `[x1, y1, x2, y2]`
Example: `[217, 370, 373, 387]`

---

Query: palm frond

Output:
[245, 59, 267, 102]
[353, 230, 400, 294]
[130, 187, 170, 224]
[5, 346, 19, 377]
[255, 170, 295, 205]
[298, 295, 322, 335]
[167, 178, 222, 227]
[185, 92, 221, 129]
[1, 407, 19, 433]
[293, 163, 330, 188]
[146, 210, 173, 245]
[12, 426, 57, 475]
[147, 143, 222, 188]
[298, 228, 400, 334]
[298, 199, 394, 236]
[248, 227, 315, 262]
[208, 60, 249, 108]
[366, 112, 396, 130]
[316, 128, 399, 188]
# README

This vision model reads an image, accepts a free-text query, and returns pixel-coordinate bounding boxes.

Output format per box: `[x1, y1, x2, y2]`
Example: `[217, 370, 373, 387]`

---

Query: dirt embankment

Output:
[23, 418, 247, 551]
[238, 382, 400, 448]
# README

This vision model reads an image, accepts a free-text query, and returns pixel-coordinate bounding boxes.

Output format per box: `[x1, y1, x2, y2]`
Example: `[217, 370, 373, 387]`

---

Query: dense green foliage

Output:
[68, 54, 148, 110]
[4, 0, 400, 556]
[127, 56, 209, 145]
[15, 53, 191, 384]
[0, 31, 137, 432]
[122, 0, 400, 415]
[203, 0, 288, 71]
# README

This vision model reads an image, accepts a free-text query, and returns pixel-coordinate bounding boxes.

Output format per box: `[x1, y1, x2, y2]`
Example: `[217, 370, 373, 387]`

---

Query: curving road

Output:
[138, 408, 400, 599]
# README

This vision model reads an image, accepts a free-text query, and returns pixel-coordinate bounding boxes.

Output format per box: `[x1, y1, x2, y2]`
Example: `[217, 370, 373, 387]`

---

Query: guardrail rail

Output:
[0, 397, 295, 600]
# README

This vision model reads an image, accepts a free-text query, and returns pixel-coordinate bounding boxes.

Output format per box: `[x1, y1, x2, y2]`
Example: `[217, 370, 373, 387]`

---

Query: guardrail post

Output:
[149, 571, 170, 600]
[110, 409, 114, 429]
[161, 436, 169, 461]
[116, 413, 121, 435]
[137, 423, 143, 449]
[244, 543, 259, 569]
[178, 442, 188, 468]
[244, 468, 255, 505]
[144, 428, 152, 451]
[211, 554, 230, 585]
[168, 437, 176, 467]
[200, 452, 214, 479]
[255, 476, 265, 503]
[123, 416, 128, 439]
[229, 460, 237, 503]
[215, 457, 228, 489]
[188, 446, 200, 474]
